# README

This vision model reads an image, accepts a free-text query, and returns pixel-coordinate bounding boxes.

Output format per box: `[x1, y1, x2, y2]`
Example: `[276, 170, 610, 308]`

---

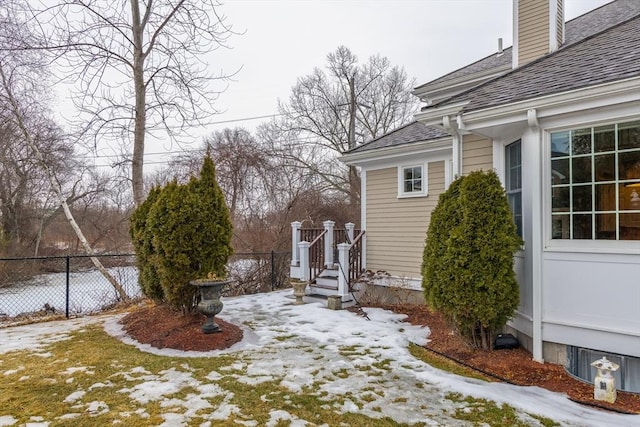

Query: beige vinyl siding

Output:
[518, 0, 550, 66]
[462, 134, 493, 175]
[556, 0, 564, 46]
[365, 161, 445, 278]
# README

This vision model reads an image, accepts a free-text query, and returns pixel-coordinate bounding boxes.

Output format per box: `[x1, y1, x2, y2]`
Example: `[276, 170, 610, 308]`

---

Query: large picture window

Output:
[550, 121, 640, 240]
[505, 140, 522, 237]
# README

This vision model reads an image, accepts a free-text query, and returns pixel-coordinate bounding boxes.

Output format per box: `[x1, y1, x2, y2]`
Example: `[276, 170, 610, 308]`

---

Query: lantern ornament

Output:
[591, 356, 620, 403]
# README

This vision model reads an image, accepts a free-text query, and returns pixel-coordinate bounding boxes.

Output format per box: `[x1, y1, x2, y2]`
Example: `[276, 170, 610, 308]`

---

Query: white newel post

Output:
[345, 222, 355, 243]
[291, 221, 302, 266]
[337, 243, 350, 298]
[298, 241, 310, 281]
[323, 220, 335, 268]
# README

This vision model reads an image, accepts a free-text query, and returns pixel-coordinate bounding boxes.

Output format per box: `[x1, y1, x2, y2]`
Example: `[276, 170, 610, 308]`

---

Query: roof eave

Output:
[414, 101, 469, 127]
[340, 137, 452, 166]
[458, 77, 640, 130]
[412, 63, 511, 101]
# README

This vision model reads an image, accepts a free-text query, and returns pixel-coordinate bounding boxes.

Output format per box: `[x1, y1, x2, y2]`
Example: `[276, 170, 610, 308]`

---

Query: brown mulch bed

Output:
[386, 303, 640, 414]
[120, 303, 243, 352]
[119, 301, 640, 414]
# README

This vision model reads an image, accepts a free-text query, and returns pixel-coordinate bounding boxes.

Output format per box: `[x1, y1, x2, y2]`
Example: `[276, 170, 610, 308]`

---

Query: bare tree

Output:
[3, 0, 235, 206]
[269, 46, 419, 206]
[0, 5, 129, 299]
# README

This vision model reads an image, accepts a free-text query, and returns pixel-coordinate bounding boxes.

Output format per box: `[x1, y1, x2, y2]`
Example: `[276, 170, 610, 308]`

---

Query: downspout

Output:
[526, 108, 544, 362]
[443, 115, 462, 178]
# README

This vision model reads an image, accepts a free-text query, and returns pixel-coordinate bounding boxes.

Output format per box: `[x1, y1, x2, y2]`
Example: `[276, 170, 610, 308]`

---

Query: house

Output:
[328, 0, 640, 393]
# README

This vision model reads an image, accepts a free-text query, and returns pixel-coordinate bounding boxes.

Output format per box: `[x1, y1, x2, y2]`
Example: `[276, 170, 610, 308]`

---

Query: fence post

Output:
[65, 255, 70, 319]
[323, 220, 335, 268]
[270, 251, 276, 290]
[298, 241, 310, 281]
[337, 243, 350, 299]
[345, 222, 355, 243]
[291, 221, 302, 266]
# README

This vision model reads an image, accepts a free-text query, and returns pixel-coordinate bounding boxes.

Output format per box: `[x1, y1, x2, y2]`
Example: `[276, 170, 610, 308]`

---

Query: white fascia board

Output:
[414, 102, 469, 125]
[460, 77, 640, 130]
[339, 137, 452, 168]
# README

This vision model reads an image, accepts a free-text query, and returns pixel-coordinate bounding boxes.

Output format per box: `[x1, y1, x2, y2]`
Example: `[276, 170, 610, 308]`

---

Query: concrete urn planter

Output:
[191, 279, 229, 333]
[291, 280, 307, 305]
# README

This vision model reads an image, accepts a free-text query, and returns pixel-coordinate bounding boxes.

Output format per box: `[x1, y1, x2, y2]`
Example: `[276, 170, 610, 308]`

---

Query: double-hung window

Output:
[398, 164, 427, 197]
[550, 120, 640, 240]
[506, 140, 523, 238]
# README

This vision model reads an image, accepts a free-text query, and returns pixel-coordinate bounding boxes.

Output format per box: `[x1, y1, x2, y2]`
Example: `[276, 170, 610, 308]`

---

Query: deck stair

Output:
[289, 220, 365, 308]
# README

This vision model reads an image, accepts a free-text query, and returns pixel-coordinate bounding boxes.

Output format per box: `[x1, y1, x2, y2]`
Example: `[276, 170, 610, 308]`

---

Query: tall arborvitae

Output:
[422, 170, 522, 350]
[130, 156, 233, 312]
[130, 185, 164, 302]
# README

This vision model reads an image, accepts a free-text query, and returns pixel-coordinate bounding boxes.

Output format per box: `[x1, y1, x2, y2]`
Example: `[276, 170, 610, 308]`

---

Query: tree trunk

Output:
[130, 0, 147, 207]
[347, 75, 360, 208]
[0, 65, 130, 302]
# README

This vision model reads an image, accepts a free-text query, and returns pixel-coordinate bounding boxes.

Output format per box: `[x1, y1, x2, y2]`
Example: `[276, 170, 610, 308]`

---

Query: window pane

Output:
[552, 215, 570, 239]
[413, 180, 422, 192]
[573, 214, 592, 239]
[552, 186, 570, 211]
[551, 131, 570, 157]
[595, 183, 615, 212]
[572, 157, 592, 183]
[551, 158, 569, 184]
[413, 167, 422, 180]
[594, 154, 615, 182]
[619, 151, 640, 181]
[594, 125, 615, 153]
[404, 181, 413, 193]
[595, 213, 616, 240]
[618, 121, 640, 150]
[510, 193, 522, 215]
[404, 168, 413, 181]
[572, 185, 592, 212]
[572, 128, 592, 155]
[620, 184, 640, 211]
[620, 213, 640, 240]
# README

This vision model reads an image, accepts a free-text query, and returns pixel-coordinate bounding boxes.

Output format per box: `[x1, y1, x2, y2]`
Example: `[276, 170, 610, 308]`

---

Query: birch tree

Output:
[5, 0, 235, 206]
[0, 10, 130, 300]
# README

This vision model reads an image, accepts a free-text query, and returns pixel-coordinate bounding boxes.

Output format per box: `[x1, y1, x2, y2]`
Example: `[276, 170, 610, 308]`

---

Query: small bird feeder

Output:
[591, 356, 620, 403]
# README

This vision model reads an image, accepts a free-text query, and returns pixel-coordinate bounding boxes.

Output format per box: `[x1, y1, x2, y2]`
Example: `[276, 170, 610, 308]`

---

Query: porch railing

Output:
[307, 230, 326, 283]
[348, 230, 365, 287]
[291, 221, 365, 299]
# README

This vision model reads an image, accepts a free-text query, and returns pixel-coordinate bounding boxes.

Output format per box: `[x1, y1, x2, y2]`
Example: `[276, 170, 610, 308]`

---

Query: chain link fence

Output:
[0, 251, 291, 325]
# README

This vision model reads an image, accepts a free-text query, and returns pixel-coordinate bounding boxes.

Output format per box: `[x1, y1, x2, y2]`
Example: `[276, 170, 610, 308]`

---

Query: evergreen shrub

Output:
[130, 156, 233, 312]
[422, 170, 522, 350]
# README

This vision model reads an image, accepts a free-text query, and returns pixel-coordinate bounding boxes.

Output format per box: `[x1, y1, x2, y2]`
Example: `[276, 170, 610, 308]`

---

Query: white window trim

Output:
[542, 118, 640, 253]
[397, 163, 428, 198]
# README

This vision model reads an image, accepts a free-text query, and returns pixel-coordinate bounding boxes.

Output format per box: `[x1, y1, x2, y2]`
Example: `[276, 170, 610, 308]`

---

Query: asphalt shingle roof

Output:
[354, 0, 640, 155]
[447, 14, 640, 113]
[346, 121, 449, 154]
[414, 0, 640, 90]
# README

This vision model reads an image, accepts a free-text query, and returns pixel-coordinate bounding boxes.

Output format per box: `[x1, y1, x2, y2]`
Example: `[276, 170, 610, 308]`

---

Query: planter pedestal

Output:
[291, 280, 307, 305]
[191, 280, 229, 333]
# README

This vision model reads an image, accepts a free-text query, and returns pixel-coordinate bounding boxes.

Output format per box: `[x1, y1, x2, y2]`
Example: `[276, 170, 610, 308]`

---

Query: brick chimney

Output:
[512, 0, 564, 68]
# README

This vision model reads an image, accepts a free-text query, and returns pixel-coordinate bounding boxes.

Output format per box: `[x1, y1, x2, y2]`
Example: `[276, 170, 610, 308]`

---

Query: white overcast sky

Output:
[67, 0, 613, 168]
[210, 0, 611, 127]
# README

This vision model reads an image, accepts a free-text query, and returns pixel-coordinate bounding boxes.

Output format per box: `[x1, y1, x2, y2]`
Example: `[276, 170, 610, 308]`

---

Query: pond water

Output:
[0, 267, 141, 318]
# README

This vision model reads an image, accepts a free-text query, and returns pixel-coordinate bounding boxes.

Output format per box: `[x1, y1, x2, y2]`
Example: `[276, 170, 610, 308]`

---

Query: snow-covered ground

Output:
[1, 290, 639, 426]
